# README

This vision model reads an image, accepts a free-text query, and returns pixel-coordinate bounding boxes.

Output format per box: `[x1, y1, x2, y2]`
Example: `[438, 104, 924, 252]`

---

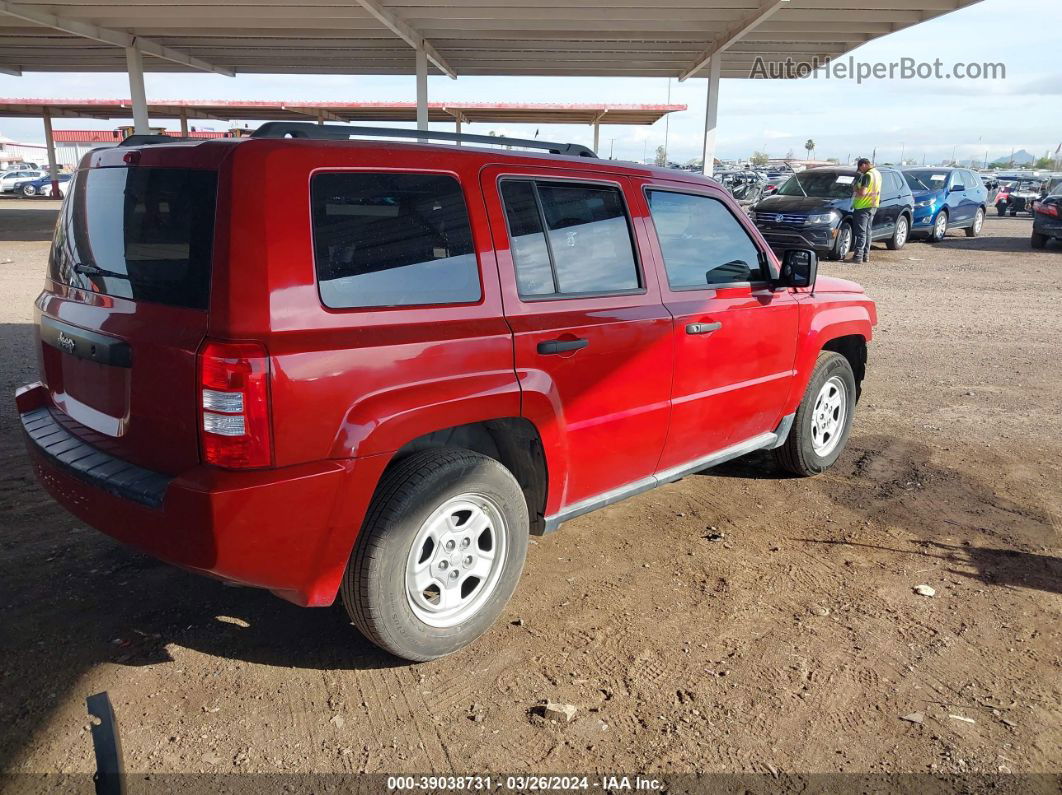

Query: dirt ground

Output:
[0, 197, 1059, 783]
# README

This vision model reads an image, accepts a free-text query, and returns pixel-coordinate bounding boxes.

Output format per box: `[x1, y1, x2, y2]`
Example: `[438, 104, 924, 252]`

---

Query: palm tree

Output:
[805, 138, 816, 160]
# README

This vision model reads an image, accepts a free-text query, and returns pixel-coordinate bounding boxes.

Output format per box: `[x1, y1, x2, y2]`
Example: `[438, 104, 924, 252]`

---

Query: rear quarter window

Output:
[310, 172, 481, 309]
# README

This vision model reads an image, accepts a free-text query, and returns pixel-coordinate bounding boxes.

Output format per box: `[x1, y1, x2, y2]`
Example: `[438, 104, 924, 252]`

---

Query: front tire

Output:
[996, 203, 1006, 217]
[830, 222, 853, 261]
[965, 208, 984, 237]
[342, 448, 529, 662]
[929, 210, 948, 242]
[887, 214, 909, 250]
[774, 352, 857, 477]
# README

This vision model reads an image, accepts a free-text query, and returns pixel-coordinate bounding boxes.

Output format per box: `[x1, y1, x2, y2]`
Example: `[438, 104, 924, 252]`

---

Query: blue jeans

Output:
[852, 208, 876, 261]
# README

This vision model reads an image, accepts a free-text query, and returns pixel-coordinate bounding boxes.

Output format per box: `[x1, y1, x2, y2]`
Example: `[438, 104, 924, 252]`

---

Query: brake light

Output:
[197, 340, 273, 468]
[1035, 201, 1059, 217]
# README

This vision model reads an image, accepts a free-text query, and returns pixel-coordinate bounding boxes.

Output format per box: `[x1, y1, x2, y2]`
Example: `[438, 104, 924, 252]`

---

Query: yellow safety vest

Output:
[853, 167, 881, 210]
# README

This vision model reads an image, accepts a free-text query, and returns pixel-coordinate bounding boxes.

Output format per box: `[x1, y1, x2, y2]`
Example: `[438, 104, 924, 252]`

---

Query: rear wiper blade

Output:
[74, 262, 129, 280]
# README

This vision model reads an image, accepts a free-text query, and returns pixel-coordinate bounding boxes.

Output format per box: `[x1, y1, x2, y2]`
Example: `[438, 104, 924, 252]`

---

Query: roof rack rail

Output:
[249, 121, 597, 158]
[117, 134, 195, 147]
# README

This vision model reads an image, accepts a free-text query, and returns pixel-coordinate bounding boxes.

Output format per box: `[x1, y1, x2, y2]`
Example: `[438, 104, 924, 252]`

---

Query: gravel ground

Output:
[0, 198, 1059, 784]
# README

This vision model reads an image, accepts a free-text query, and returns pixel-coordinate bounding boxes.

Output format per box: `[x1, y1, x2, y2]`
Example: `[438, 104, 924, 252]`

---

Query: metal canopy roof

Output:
[0, 0, 981, 80]
[0, 98, 685, 125]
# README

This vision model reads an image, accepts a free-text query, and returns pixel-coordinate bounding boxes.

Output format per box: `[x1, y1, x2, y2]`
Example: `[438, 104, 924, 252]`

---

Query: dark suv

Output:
[16, 124, 876, 661]
[751, 166, 914, 260]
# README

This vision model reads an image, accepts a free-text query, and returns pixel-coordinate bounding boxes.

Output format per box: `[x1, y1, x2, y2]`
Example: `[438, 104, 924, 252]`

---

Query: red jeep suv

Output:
[16, 124, 876, 661]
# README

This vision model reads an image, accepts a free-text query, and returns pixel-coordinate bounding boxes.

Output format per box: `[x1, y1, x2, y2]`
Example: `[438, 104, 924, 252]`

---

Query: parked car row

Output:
[748, 166, 989, 259]
[0, 168, 72, 197]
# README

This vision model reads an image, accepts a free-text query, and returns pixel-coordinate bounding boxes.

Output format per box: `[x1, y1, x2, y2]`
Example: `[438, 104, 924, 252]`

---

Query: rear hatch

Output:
[38, 161, 220, 475]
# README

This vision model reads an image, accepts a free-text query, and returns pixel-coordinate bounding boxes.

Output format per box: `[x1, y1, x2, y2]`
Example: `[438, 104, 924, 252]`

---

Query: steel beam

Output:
[679, 0, 789, 81]
[352, 0, 456, 78]
[0, 0, 233, 76]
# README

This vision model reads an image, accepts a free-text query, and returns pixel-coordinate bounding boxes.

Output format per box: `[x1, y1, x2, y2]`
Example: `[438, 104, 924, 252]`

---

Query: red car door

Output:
[633, 179, 800, 474]
[480, 165, 673, 515]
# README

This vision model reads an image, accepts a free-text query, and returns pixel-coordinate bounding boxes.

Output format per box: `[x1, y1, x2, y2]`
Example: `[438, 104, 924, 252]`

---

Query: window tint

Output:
[49, 167, 218, 309]
[311, 172, 480, 309]
[500, 179, 640, 297]
[499, 181, 555, 296]
[647, 190, 763, 288]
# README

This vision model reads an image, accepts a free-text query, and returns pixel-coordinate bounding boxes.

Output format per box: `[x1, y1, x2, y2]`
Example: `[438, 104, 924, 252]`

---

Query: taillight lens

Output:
[197, 340, 273, 468]
[1036, 201, 1059, 217]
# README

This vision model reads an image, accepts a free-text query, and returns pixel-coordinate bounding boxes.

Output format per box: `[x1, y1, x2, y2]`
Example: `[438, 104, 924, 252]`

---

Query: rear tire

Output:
[965, 208, 984, 237]
[996, 203, 1006, 217]
[1031, 231, 1048, 249]
[886, 215, 909, 250]
[341, 448, 528, 662]
[774, 352, 857, 477]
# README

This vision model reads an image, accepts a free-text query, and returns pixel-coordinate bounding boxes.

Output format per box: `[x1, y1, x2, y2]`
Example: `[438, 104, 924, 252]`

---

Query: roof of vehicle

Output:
[82, 133, 724, 191]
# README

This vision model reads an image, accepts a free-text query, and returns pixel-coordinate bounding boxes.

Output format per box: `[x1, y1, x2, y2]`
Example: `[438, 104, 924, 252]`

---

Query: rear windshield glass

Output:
[310, 172, 481, 309]
[49, 167, 218, 310]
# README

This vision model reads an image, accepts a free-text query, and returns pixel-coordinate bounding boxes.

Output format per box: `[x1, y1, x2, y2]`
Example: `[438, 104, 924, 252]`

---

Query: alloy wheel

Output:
[405, 494, 509, 628]
[811, 376, 847, 457]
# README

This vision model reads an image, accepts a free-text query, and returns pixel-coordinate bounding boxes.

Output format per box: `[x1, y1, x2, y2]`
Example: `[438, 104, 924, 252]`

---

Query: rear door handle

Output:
[686, 322, 722, 335]
[537, 338, 589, 355]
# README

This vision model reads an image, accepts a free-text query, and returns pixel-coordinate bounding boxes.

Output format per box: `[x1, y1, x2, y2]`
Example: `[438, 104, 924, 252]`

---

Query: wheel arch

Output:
[387, 418, 549, 537]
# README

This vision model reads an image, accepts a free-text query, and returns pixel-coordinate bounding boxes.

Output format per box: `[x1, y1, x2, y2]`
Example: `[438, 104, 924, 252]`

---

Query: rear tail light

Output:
[197, 340, 273, 468]
[1035, 201, 1059, 217]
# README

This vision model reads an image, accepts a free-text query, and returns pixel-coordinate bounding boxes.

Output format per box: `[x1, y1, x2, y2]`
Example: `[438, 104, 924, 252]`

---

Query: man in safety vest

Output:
[851, 157, 881, 264]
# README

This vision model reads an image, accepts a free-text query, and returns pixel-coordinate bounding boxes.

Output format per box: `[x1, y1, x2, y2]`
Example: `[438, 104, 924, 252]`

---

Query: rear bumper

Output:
[1033, 217, 1062, 237]
[16, 382, 384, 607]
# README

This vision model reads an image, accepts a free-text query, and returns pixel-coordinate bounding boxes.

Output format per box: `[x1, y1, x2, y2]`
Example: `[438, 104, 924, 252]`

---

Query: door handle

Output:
[685, 322, 722, 335]
[537, 338, 589, 355]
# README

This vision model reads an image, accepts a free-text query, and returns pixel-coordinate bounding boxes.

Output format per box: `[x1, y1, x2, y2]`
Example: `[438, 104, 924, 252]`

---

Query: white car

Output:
[1, 169, 45, 193]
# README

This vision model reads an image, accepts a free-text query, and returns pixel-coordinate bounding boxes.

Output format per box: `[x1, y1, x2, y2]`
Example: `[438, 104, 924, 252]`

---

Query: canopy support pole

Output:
[416, 46, 428, 141]
[701, 54, 720, 177]
[125, 45, 149, 134]
[179, 108, 188, 136]
[42, 108, 60, 198]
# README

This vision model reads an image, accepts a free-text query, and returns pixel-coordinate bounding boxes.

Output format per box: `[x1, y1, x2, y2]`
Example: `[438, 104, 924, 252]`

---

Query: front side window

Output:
[647, 190, 764, 289]
[311, 172, 480, 309]
[500, 179, 640, 298]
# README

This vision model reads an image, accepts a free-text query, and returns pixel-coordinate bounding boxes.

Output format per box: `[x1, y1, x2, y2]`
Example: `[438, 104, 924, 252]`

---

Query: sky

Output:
[0, 0, 1059, 166]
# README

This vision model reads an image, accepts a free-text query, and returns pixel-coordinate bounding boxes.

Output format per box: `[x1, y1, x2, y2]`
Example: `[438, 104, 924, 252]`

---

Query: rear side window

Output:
[647, 190, 763, 288]
[49, 167, 217, 309]
[500, 179, 640, 298]
[311, 172, 480, 309]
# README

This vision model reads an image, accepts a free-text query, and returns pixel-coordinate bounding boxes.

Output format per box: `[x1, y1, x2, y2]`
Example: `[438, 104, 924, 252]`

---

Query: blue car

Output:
[902, 168, 987, 242]
[12, 172, 72, 197]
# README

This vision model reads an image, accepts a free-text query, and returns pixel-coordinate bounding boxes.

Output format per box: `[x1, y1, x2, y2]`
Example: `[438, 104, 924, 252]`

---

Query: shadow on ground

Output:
[0, 204, 59, 242]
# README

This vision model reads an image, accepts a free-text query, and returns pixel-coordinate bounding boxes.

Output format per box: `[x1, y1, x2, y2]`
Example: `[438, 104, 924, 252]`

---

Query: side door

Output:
[872, 171, 899, 238]
[480, 166, 674, 512]
[964, 170, 985, 218]
[635, 181, 800, 474]
[946, 171, 971, 224]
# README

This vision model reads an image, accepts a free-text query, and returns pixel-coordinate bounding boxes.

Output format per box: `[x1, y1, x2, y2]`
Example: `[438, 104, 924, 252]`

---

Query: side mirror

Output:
[949, 185, 963, 193]
[780, 249, 817, 289]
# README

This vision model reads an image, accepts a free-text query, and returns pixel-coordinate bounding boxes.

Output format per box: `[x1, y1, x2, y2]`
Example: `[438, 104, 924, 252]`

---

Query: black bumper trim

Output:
[21, 407, 171, 508]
